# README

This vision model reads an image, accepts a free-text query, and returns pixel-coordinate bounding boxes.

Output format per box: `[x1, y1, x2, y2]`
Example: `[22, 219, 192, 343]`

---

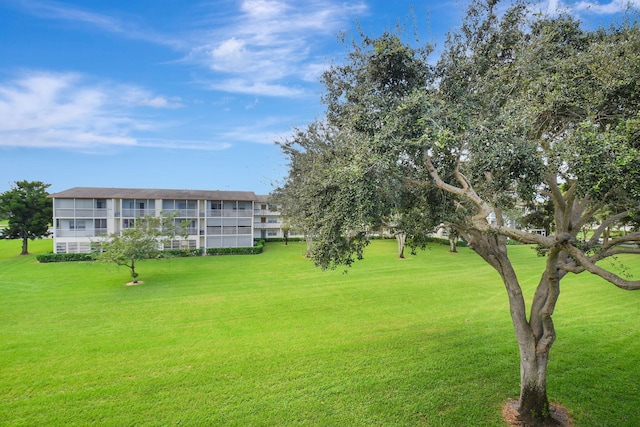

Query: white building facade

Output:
[49, 187, 284, 254]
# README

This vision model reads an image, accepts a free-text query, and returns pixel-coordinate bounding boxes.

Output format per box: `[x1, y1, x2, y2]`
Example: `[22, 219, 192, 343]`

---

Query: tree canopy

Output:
[97, 214, 183, 284]
[275, 1, 640, 424]
[0, 180, 52, 255]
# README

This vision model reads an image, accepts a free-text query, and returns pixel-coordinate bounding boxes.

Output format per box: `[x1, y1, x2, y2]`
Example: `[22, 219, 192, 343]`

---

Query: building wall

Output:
[53, 196, 257, 253]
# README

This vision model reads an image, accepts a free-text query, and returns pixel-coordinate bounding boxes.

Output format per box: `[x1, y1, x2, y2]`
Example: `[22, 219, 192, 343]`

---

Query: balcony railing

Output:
[55, 228, 108, 238]
[182, 227, 198, 235]
[254, 223, 282, 229]
[161, 209, 198, 218]
[254, 209, 281, 215]
[55, 208, 108, 218]
[207, 210, 253, 218]
[122, 208, 157, 218]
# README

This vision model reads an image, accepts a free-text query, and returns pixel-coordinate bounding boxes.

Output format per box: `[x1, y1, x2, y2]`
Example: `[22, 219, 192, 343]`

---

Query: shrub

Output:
[160, 248, 203, 258]
[37, 241, 266, 262]
[206, 240, 265, 256]
[264, 237, 303, 243]
[37, 252, 97, 263]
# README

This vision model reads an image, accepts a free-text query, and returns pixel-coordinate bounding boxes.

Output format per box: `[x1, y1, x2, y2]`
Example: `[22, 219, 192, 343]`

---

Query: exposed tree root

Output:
[502, 399, 573, 427]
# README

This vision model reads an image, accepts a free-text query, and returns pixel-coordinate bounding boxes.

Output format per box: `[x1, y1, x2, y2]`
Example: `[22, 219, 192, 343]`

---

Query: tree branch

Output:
[424, 153, 491, 224]
[588, 210, 632, 246]
[561, 242, 640, 290]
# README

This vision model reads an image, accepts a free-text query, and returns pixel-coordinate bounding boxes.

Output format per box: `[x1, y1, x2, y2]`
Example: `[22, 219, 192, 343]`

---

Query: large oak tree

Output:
[275, 1, 640, 425]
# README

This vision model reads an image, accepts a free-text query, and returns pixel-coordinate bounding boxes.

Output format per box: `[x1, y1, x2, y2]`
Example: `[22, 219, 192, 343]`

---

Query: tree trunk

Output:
[131, 259, 138, 283]
[514, 253, 563, 426]
[517, 348, 552, 426]
[467, 232, 560, 426]
[21, 236, 29, 255]
[305, 236, 313, 258]
[396, 234, 406, 258]
[448, 236, 457, 253]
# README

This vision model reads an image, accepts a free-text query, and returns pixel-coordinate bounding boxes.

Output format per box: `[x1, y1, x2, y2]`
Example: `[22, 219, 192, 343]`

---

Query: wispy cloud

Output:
[6, 0, 182, 47]
[572, 0, 640, 14]
[534, 0, 640, 16]
[187, 0, 368, 97]
[137, 138, 231, 151]
[8, 0, 369, 99]
[0, 71, 188, 151]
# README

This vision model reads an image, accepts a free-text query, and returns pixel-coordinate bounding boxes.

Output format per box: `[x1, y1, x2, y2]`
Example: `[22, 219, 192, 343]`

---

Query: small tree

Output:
[98, 214, 178, 284]
[0, 180, 52, 255]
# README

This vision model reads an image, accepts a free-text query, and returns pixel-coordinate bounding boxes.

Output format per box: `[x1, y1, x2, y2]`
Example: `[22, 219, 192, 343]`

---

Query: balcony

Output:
[162, 209, 198, 218]
[122, 208, 157, 218]
[55, 228, 108, 238]
[254, 222, 282, 229]
[254, 209, 281, 216]
[207, 210, 253, 218]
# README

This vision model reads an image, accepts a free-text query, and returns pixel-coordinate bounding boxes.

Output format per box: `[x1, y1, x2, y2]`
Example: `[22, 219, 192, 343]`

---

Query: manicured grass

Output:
[1, 239, 639, 426]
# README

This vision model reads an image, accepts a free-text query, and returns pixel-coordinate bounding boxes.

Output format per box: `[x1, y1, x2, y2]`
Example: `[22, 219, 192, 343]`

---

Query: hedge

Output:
[37, 240, 266, 262]
[37, 252, 98, 263]
[206, 240, 265, 256]
[263, 237, 303, 243]
[160, 248, 203, 258]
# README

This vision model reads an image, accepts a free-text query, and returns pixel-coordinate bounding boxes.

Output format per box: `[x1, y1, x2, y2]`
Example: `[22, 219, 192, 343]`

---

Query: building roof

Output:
[49, 187, 259, 201]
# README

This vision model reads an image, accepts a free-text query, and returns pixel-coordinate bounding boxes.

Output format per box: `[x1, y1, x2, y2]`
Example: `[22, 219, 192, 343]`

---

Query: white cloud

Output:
[137, 138, 231, 151]
[535, 0, 640, 16]
[9, 1, 368, 99]
[240, 0, 289, 18]
[207, 78, 306, 97]
[0, 71, 189, 151]
[188, 0, 368, 97]
[572, 0, 640, 14]
[9, 0, 181, 48]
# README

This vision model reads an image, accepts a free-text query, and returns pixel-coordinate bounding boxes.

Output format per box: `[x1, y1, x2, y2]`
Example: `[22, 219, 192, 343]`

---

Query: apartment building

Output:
[49, 187, 284, 254]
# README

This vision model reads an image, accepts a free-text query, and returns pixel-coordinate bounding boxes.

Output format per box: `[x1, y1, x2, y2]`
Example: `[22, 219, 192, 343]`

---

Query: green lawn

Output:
[1, 239, 639, 426]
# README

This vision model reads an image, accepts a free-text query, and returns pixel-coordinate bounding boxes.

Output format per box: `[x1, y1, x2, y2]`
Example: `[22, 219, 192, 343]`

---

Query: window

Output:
[211, 202, 221, 210]
[267, 218, 278, 223]
[95, 219, 107, 229]
[207, 226, 222, 235]
[76, 199, 93, 208]
[56, 199, 74, 208]
[70, 220, 86, 230]
[123, 219, 135, 229]
[96, 199, 106, 209]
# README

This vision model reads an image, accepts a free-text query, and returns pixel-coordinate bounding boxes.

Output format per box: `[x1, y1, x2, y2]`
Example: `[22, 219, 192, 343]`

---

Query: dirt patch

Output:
[125, 281, 144, 286]
[502, 399, 573, 427]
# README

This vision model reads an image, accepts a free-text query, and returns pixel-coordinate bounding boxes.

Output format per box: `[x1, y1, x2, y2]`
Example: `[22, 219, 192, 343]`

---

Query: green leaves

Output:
[0, 180, 52, 255]
[97, 213, 181, 282]
[277, 0, 640, 272]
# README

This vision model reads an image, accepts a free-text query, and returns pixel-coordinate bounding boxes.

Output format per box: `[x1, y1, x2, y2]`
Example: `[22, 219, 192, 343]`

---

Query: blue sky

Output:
[0, 0, 637, 195]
